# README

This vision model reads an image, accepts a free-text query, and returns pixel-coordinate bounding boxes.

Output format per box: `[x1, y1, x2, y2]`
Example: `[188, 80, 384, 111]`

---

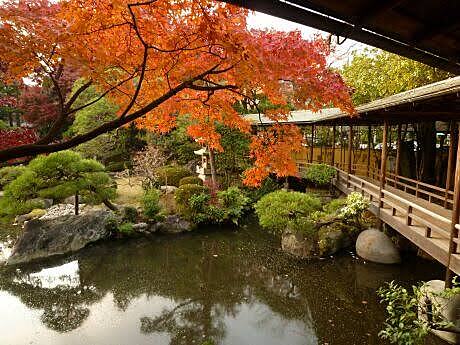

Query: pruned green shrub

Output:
[142, 189, 162, 220]
[122, 206, 138, 223]
[189, 193, 225, 225]
[324, 198, 347, 215]
[156, 166, 192, 187]
[254, 190, 322, 234]
[217, 186, 250, 224]
[118, 222, 134, 234]
[0, 166, 26, 189]
[339, 192, 370, 221]
[179, 176, 203, 186]
[175, 184, 209, 217]
[244, 176, 281, 203]
[0, 151, 116, 216]
[303, 163, 336, 187]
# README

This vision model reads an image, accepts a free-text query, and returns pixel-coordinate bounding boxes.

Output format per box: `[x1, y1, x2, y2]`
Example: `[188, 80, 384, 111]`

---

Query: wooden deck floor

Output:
[333, 169, 460, 275]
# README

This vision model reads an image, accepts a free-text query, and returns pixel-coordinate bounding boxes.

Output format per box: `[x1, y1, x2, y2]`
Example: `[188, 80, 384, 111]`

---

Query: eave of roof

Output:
[244, 76, 460, 125]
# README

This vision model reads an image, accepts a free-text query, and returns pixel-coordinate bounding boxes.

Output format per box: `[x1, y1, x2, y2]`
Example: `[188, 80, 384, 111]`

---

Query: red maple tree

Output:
[0, 0, 354, 185]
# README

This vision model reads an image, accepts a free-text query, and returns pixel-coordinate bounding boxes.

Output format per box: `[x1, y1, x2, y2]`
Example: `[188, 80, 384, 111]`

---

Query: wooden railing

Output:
[335, 167, 452, 242]
[298, 160, 454, 210]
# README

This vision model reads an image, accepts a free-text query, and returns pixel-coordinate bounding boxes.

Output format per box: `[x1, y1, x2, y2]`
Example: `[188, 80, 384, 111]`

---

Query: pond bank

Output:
[0, 222, 448, 345]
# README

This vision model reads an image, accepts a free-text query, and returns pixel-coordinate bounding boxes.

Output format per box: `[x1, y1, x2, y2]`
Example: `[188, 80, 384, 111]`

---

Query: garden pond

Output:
[0, 220, 449, 345]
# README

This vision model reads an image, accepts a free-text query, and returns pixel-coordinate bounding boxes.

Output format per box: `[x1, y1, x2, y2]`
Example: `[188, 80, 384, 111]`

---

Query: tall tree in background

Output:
[341, 49, 452, 183]
[0, 0, 354, 186]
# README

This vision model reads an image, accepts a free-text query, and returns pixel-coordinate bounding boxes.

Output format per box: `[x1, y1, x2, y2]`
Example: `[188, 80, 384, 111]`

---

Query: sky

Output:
[247, 11, 369, 68]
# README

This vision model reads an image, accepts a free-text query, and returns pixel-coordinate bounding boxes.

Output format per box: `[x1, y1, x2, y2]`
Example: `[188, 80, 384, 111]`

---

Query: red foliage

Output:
[0, 128, 38, 151]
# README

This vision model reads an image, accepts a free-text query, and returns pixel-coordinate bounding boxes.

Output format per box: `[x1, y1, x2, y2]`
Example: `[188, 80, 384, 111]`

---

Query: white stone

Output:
[419, 280, 460, 344]
[356, 228, 401, 264]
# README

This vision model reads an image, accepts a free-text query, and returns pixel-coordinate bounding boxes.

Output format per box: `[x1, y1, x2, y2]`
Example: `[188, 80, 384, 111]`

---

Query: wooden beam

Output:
[445, 123, 460, 288]
[445, 122, 457, 208]
[355, 0, 406, 24]
[331, 125, 336, 167]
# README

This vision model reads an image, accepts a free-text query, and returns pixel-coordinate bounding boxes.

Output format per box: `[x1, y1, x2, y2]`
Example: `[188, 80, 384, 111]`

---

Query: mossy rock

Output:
[317, 222, 355, 257]
[14, 208, 47, 225]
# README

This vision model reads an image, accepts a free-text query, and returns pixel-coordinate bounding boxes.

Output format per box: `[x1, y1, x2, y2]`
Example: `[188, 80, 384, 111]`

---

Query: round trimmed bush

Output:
[142, 189, 162, 220]
[179, 176, 203, 186]
[303, 163, 336, 187]
[156, 166, 192, 187]
[254, 190, 322, 234]
[175, 184, 209, 216]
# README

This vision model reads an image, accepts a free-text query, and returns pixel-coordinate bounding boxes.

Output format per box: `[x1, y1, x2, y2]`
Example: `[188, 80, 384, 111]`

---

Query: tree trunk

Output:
[208, 147, 218, 189]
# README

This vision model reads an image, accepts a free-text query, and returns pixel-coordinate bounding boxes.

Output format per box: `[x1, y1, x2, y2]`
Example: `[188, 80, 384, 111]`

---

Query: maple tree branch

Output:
[0, 63, 226, 162]
[64, 80, 92, 113]
[120, 47, 149, 118]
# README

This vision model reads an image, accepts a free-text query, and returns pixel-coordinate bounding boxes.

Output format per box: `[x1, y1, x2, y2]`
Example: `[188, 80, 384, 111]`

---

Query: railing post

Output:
[379, 120, 388, 209]
[310, 124, 315, 163]
[445, 122, 457, 209]
[331, 125, 336, 167]
[406, 205, 412, 226]
[445, 124, 460, 288]
[395, 124, 402, 181]
[348, 125, 353, 175]
[367, 125, 371, 177]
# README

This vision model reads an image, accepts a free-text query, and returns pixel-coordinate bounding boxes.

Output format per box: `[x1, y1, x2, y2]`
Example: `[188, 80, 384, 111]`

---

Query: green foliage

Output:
[217, 186, 250, 225]
[0, 165, 26, 189]
[175, 184, 210, 217]
[122, 206, 138, 223]
[118, 222, 134, 235]
[179, 176, 203, 186]
[187, 186, 249, 225]
[338, 192, 370, 221]
[189, 193, 225, 225]
[148, 115, 200, 166]
[254, 190, 322, 234]
[323, 198, 347, 215]
[142, 189, 162, 220]
[0, 119, 9, 130]
[214, 124, 251, 187]
[377, 280, 460, 345]
[66, 79, 121, 161]
[156, 166, 192, 187]
[303, 163, 336, 187]
[244, 176, 281, 203]
[342, 49, 452, 106]
[105, 215, 120, 234]
[0, 151, 116, 216]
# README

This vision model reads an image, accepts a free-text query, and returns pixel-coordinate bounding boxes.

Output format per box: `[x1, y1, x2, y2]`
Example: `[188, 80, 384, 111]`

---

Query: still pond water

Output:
[0, 222, 448, 345]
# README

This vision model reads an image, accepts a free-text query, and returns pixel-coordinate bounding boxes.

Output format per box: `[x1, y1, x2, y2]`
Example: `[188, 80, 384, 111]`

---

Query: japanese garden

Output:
[0, 0, 459, 344]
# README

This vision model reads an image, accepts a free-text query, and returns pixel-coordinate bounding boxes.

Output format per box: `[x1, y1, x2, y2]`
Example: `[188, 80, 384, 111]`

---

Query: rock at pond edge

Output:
[356, 228, 401, 264]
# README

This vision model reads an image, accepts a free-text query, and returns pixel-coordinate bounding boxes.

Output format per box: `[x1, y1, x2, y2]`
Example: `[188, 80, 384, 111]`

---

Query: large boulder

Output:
[154, 215, 193, 234]
[419, 280, 460, 344]
[356, 228, 401, 264]
[15, 208, 47, 225]
[7, 210, 114, 265]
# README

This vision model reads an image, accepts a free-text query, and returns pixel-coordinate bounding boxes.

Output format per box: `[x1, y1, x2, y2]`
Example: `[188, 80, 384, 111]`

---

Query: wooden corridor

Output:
[333, 167, 460, 275]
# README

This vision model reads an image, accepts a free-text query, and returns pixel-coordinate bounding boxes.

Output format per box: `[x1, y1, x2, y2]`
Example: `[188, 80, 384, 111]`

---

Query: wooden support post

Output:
[379, 120, 389, 211]
[331, 125, 336, 167]
[395, 124, 402, 180]
[310, 124, 315, 163]
[367, 125, 371, 177]
[445, 122, 457, 208]
[445, 124, 460, 288]
[347, 125, 353, 174]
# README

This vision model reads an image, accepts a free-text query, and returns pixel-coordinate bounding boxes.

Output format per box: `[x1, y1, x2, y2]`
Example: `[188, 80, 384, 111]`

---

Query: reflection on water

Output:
[0, 224, 448, 345]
